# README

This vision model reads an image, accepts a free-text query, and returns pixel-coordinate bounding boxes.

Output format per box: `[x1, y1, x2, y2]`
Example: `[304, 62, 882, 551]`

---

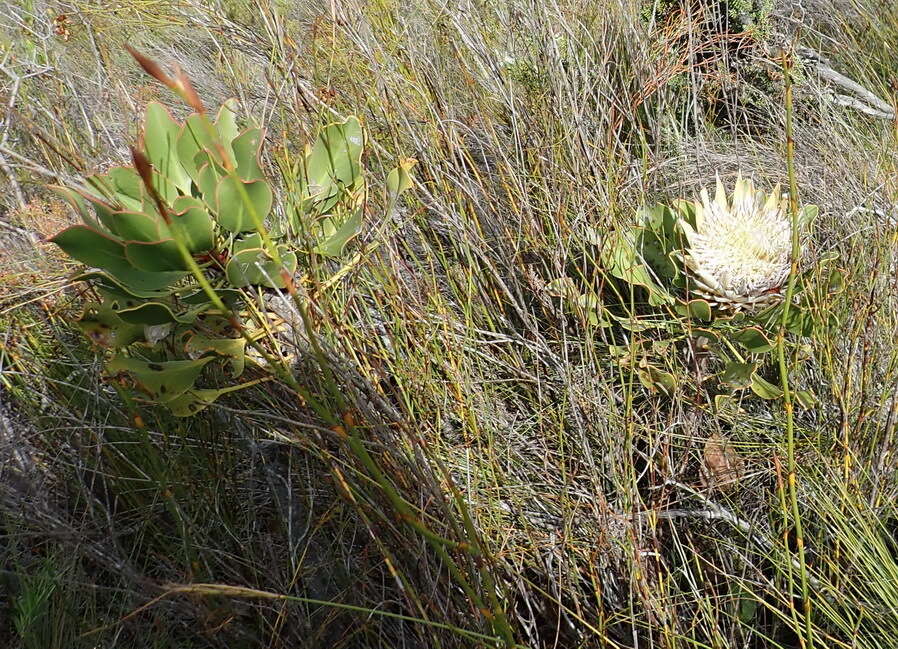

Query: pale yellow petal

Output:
[715, 173, 727, 211]
[699, 188, 712, 218]
[764, 184, 781, 213]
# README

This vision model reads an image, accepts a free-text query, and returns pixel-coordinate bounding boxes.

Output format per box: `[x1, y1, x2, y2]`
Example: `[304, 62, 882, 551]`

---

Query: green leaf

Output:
[195, 160, 224, 204]
[76, 302, 144, 349]
[720, 361, 756, 389]
[750, 374, 784, 400]
[177, 114, 220, 182]
[734, 585, 759, 624]
[111, 267, 188, 294]
[798, 204, 819, 230]
[143, 102, 191, 198]
[231, 128, 265, 181]
[386, 158, 416, 203]
[68, 186, 118, 232]
[784, 306, 815, 337]
[608, 344, 634, 359]
[713, 393, 742, 415]
[575, 292, 613, 327]
[313, 207, 363, 258]
[215, 176, 273, 232]
[215, 99, 240, 150]
[827, 268, 846, 295]
[612, 313, 669, 332]
[50, 225, 128, 269]
[164, 382, 257, 417]
[756, 303, 815, 337]
[795, 389, 818, 409]
[233, 232, 263, 253]
[106, 355, 215, 402]
[638, 365, 676, 395]
[638, 204, 682, 282]
[733, 326, 775, 354]
[75, 270, 184, 298]
[184, 334, 246, 377]
[171, 196, 215, 253]
[602, 230, 672, 306]
[181, 288, 241, 307]
[304, 116, 364, 200]
[671, 199, 698, 228]
[125, 239, 188, 272]
[676, 299, 712, 322]
[50, 185, 104, 230]
[106, 167, 147, 211]
[108, 210, 165, 242]
[545, 277, 577, 299]
[163, 388, 225, 417]
[225, 247, 297, 288]
[115, 301, 207, 326]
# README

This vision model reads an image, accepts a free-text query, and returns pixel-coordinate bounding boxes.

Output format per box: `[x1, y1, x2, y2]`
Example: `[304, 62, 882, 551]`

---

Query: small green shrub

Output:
[641, 0, 773, 35]
[47, 54, 413, 416]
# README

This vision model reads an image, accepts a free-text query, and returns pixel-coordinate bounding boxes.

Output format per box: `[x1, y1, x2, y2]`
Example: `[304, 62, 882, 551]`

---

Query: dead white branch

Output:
[798, 46, 896, 121]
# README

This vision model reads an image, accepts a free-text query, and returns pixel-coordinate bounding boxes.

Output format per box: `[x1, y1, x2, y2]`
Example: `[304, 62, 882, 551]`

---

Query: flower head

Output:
[675, 174, 792, 310]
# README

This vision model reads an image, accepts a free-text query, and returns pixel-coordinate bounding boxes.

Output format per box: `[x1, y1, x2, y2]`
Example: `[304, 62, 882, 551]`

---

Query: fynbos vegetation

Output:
[2, 1, 898, 648]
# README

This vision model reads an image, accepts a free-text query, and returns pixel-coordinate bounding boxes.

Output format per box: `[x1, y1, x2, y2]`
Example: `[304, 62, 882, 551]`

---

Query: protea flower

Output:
[674, 174, 793, 311]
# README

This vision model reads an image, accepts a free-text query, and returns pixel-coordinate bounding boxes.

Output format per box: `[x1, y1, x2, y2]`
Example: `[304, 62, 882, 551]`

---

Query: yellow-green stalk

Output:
[779, 49, 814, 648]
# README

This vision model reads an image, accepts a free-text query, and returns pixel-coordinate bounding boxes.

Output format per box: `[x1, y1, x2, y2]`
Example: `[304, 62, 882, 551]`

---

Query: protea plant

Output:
[580, 172, 824, 399]
[543, 172, 830, 398]
[45, 50, 415, 416]
[673, 174, 793, 311]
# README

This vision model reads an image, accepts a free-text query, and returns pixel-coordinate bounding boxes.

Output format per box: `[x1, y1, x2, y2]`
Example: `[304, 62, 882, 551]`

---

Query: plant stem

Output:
[780, 48, 814, 649]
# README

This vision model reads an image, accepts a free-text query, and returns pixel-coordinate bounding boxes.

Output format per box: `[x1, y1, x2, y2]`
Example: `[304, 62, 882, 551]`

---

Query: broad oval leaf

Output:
[750, 374, 784, 400]
[144, 102, 191, 197]
[115, 301, 206, 326]
[184, 333, 246, 377]
[125, 239, 188, 272]
[225, 247, 296, 288]
[720, 361, 756, 389]
[231, 128, 265, 181]
[77, 302, 145, 349]
[75, 270, 184, 298]
[602, 230, 672, 307]
[215, 99, 240, 151]
[180, 288, 242, 308]
[177, 113, 221, 182]
[638, 365, 676, 395]
[107, 355, 215, 402]
[313, 207, 363, 258]
[304, 116, 363, 200]
[171, 196, 215, 253]
[798, 204, 819, 230]
[215, 176, 273, 232]
[233, 232, 263, 253]
[68, 185, 119, 232]
[386, 158, 416, 202]
[733, 326, 775, 354]
[195, 160, 223, 204]
[109, 210, 165, 242]
[50, 225, 127, 270]
[676, 299, 712, 322]
[165, 381, 258, 417]
[106, 167, 146, 209]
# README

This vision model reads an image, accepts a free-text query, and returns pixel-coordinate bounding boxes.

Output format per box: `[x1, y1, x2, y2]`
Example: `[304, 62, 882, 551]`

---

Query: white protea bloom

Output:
[675, 174, 793, 311]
